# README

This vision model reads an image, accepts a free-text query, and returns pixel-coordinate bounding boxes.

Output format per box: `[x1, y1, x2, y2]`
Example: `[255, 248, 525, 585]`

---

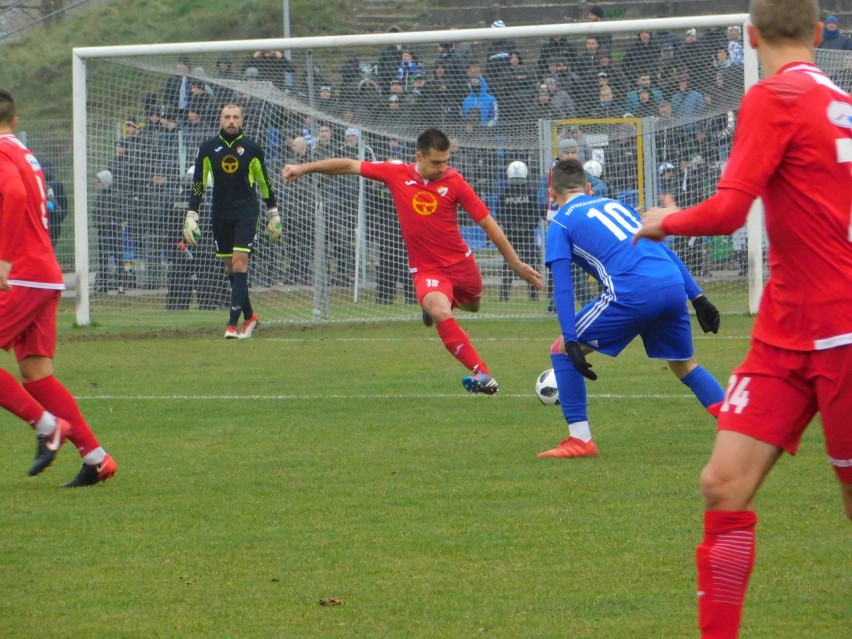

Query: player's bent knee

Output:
[699, 463, 749, 511]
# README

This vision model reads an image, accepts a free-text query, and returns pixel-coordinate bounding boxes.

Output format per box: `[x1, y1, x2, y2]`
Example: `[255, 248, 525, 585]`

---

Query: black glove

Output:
[692, 295, 720, 334]
[565, 341, 597, 381]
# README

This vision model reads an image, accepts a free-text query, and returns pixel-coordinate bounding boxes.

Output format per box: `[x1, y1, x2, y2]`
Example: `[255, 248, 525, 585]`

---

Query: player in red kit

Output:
[283, 128, 543, 394]
[0, 88, 117, 487]
[633, 2, 852, 636]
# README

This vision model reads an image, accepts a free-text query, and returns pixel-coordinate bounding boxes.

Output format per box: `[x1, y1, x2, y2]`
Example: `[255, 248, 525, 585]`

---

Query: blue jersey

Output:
[546, 194, 690, 297]
[546, 194, 701, 353]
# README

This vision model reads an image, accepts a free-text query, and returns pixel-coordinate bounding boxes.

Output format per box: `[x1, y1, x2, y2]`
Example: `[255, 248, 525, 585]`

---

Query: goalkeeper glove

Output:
[692, 295, 720, 334]
[565, 341, 597, 381]
[183, 211, 201, 246]
[266, 207, 282, 242]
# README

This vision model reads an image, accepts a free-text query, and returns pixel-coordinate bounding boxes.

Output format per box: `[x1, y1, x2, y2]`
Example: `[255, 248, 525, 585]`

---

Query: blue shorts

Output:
[576, 284, 694, 360]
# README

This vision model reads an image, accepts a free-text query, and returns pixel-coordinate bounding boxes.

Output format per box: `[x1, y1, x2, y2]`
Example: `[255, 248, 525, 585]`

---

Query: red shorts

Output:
[717, 340, 852, 483]
[413, 257, 483, 307]
[0, 287, 59, 361]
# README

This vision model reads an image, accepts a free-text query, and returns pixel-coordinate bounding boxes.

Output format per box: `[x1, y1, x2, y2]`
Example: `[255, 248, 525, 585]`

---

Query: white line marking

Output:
[77, 393, 698, 401]
[261, 336, 752, 343]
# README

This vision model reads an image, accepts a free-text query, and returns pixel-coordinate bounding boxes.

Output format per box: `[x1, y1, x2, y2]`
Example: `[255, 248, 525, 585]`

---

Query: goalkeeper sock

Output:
[242, 292, 254, 322]
[435, 318, 488, 373]
[24, 376, 102, 456]
[696, 510, 756, 639]
[680, 366, 725, 410]
[229, 272, 249, 326]
[0, 369, 44, 426]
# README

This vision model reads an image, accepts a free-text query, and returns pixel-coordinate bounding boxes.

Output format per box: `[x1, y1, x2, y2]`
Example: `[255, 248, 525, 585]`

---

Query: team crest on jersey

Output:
[412, 190, 438, 216]
[437, 186, 448, 197]
[236, 146, 245, 155]
[827, 101, 852, 129]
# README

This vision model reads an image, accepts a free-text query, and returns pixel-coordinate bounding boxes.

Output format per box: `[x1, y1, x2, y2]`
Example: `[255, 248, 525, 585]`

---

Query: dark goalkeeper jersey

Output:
[188, 129, 276, 220]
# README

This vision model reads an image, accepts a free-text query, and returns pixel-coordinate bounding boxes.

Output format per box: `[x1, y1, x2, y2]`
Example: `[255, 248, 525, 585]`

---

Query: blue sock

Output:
[552, 353, 588, 425]
[229, 272, 248, 326]
[680, 366, 725, 409]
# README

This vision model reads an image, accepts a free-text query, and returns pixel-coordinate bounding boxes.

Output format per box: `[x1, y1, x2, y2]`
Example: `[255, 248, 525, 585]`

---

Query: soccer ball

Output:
[535, 368, 560, 405]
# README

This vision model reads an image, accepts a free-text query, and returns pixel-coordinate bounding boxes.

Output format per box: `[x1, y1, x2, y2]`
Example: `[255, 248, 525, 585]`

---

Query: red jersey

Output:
[359, 160, 490, 272]
[0, 134, 63, 289]
[665, 63, 852, 351]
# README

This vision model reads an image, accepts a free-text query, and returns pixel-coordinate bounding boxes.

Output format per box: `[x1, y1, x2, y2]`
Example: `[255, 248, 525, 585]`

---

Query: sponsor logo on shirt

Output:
[827, 101, 852, 129]
[404, 180, 417, 185]
[221, 155, 239, 173]
[411, 191, 438, 216]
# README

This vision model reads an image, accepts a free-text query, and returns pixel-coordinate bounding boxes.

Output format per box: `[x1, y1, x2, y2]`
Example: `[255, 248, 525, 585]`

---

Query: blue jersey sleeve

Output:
[661, 243, 701, 300]
[551, 258, 578, 343]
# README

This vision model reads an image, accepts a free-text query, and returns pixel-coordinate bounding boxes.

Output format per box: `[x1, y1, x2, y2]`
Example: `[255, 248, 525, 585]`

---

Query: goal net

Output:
[69, 13, 847, 329]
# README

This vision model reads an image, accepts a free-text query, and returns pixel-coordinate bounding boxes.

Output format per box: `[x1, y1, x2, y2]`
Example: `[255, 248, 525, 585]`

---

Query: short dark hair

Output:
[551, 159, 587, 193]
[0, 88, 16, 124]
[416, 128, 450, 154]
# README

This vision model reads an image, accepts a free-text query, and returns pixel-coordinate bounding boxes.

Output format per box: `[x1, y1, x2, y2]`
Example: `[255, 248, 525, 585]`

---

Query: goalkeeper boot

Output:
[61, 454, 117, 488]
[28, 418, 72, 476]
[462, 371, 500, 395]
[224, 325, 238, 339]
[238, 313, 260, 340]
[537, 437, 599, 458]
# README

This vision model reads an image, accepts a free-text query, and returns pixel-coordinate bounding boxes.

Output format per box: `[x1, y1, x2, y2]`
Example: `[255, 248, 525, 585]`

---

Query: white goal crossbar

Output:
[72, 13, 759, 326]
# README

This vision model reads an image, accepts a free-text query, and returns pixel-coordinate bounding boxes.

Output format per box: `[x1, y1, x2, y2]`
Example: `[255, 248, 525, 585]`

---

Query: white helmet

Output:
[583, 160, 603, 178]
[506, 160, 529, 181]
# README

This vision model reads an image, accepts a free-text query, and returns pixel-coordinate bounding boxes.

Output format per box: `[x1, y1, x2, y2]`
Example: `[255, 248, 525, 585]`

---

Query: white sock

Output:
[82, 447, 106, 466]
[35, 411, 57, 436]
[569, 420, 593, 442]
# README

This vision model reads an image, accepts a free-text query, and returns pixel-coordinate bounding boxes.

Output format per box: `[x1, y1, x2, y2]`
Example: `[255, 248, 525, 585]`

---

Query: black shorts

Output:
[213, 215, 257, 257]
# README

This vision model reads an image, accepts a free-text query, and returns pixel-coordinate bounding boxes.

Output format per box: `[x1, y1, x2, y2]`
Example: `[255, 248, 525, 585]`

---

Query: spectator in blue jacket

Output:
[820, 15, 852, 50]
[625, 72, 664, 115]
[671, 73, 705, 124]
[460, 77, 499, 128]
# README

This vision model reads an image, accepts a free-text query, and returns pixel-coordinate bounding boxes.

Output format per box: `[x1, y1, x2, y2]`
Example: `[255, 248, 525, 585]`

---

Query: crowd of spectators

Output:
[97, 8, 850, 298]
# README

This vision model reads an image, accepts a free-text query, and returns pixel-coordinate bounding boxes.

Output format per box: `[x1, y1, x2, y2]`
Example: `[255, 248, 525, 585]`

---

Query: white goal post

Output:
[72, 13, 763, 328]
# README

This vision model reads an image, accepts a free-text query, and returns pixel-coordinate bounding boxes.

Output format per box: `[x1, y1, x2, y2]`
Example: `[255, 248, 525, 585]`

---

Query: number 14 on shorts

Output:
[720, 375, 751, 414]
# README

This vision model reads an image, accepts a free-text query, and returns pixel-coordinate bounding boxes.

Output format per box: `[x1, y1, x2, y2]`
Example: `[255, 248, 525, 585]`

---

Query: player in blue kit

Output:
[538, 159, 725, 458]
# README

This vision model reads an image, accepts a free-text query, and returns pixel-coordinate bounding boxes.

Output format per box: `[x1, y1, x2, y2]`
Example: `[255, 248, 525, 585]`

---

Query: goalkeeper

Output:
[183, 103, 280, 339]
[538, 159, 725, 458]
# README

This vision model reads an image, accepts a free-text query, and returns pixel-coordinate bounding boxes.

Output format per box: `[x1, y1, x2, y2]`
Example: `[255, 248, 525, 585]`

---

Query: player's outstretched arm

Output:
[479, 215, 544, 289]
[282, 159, 361, 184]
[632, 204, 681, 244]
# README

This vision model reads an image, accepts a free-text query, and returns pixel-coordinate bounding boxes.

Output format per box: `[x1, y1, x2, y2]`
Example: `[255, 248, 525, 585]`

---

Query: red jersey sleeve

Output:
[452, 175, 491, 223]
[359, 160, 394, 184]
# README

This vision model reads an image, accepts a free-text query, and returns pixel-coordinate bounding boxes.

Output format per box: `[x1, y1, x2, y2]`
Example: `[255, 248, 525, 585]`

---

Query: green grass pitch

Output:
[0, 312, 848, 638]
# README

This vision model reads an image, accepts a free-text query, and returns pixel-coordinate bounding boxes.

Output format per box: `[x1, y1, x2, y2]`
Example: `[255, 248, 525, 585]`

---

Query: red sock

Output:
[696, 510, 757, 639]
[0, 369, 44, 427]
[23, 376, 101, 456]
[435, 318, 489, 374]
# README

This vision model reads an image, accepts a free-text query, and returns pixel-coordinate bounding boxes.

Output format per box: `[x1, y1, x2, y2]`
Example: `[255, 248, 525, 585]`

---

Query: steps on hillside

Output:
[354, 0, 427, 33]
[354, 0, 852, 35]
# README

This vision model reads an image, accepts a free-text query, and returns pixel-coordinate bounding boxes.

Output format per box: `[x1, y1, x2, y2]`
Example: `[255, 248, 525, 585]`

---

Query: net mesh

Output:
[64, 22, 852, 326]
